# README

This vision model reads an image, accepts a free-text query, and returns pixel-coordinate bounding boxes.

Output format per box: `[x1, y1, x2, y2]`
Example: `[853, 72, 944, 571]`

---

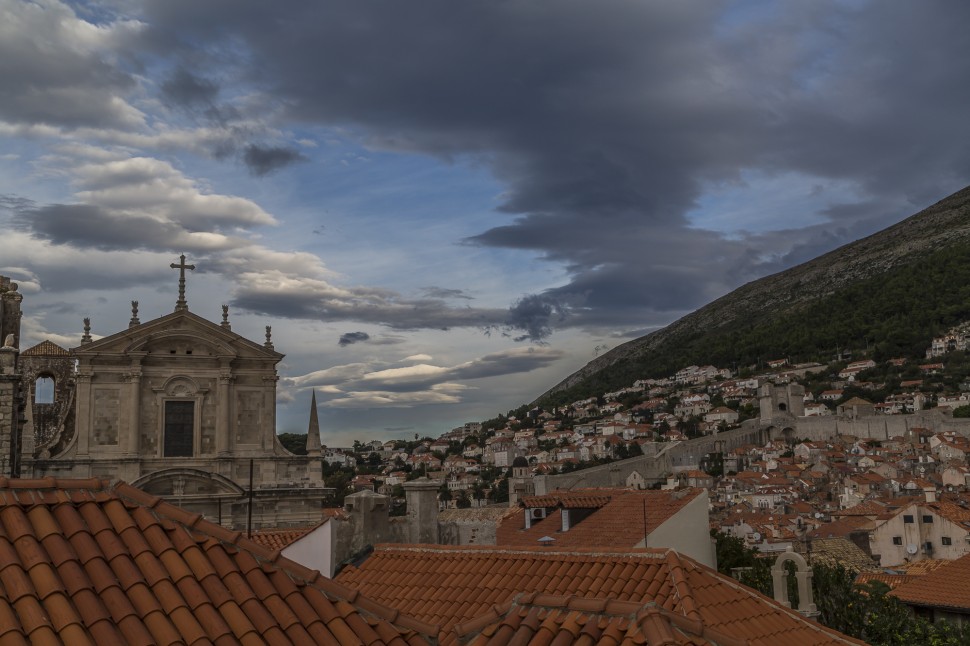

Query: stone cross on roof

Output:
[170, 254, 196, 312]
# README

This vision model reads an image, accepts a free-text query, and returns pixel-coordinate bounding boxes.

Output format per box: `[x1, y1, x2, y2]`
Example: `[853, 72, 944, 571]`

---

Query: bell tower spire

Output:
[306, 390, 322, 457]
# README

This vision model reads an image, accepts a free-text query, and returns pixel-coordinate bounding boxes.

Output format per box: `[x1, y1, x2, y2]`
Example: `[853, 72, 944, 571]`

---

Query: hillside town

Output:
[9, 268, 970, 642]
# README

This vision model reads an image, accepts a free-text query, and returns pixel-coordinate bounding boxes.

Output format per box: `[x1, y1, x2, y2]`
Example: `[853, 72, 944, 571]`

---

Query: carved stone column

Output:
[75, 366, 92, 457]
[126, 353, 145, 457]
[216, 357, 233, 456]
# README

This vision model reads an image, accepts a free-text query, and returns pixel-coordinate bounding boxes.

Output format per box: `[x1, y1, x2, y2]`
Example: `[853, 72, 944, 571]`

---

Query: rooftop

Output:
[501, 488, 703, 549]
[336, 544, 864, 646]
[0, 477, 434, 645]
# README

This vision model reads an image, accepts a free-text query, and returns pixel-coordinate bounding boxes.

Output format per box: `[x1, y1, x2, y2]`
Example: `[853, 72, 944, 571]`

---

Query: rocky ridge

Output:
[538, 184, 970, 401]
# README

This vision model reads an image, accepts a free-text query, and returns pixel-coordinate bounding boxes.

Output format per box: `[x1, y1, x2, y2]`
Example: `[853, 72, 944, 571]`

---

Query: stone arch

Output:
[771, 550, 817, 617]
[131, 468, 245, 499]
[159, 374, 203, 397]
[781, 427, 796, 445]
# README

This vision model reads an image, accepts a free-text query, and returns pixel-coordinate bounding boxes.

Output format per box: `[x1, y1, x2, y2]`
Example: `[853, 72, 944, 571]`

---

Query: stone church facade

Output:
[0, 264, 329, 530]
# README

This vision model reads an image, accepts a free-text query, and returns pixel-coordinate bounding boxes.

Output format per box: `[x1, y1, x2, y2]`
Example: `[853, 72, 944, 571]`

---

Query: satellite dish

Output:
[752, 532, 762, 542]
[814, 512, 823, 519]
[907, 544, 918, 555]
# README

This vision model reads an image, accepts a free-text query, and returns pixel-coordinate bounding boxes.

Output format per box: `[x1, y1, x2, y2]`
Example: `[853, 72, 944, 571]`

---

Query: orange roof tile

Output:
[452, 593, 747, 646]
[501, 489, 702, 549]
[890, 555, 970, 610]
[335, 545, 864, 646]
[20, 340, 70, 356]
[853, 573, 917, 591]
[896, 559, 951, 576]
[0, 477, 435, 645]
[249, 526, 315, 551]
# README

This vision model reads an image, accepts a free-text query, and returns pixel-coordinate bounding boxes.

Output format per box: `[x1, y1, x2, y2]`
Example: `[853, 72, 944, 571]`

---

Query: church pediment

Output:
[131, 468, 246, 499]
[73, 310, 283, 361]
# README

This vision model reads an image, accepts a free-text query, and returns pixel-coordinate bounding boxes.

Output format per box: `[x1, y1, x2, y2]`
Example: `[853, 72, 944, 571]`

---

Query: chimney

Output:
[404, 478, 441, 544]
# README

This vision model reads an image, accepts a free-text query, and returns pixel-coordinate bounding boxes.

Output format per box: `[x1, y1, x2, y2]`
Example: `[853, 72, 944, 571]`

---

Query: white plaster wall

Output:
[282, 520, 334, 577]
[644, 489, 715, 568]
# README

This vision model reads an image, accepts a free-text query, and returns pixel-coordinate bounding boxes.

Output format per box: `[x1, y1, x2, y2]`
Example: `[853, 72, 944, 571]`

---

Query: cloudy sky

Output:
[2, 1, 969, 445]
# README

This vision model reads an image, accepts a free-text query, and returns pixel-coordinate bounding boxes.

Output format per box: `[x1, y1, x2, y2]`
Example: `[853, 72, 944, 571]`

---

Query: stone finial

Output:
[129, 300, 140, 328]
[221, 304, 231, 330]
[264, 325, 274, 350]
[0, 336, 17, 375]
[81, 318, 92, 344]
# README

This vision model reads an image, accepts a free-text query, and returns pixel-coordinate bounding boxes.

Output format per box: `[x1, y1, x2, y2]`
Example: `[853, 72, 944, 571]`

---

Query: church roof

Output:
[73, 309, 283, 361]
[20, 340, 70, 356]
[0, 478, 435, 645]
[335, 545, 864, 646]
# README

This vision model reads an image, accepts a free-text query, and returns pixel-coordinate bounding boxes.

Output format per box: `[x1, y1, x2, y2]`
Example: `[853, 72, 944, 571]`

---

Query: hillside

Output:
[538, 184, 970, 405]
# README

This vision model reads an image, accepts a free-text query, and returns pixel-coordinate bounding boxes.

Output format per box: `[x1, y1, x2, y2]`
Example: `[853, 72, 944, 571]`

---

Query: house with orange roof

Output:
[868, 497, 970, 567]
[335, 544, 864, 645]
[0, 478, 436, 644]
[891, 552, 970, 627]
[500, 488, 715, 568]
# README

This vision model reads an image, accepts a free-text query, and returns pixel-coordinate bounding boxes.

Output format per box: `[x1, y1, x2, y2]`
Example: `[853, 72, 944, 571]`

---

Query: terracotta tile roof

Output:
[500, 489, 702, 548]
[0, 478, 435, 645]
[896, 558, 952, 576]
[20, 340, 70, 356]
[926, 499, 970, 527]
[335, 545, 864, 646]
[520, 491, 614, 509]
[853, 572, 915, 590]
[249, 526, 315, 551]
[890, 554, 970, 610]
[806, 538, 879, 573]
[452, 593, 746, 646]
[832, 499, 897, 518]
[807, 516, 872, 539]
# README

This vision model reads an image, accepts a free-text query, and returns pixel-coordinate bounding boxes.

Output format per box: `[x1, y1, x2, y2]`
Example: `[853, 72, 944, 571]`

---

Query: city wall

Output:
[535, 410, 970, 495]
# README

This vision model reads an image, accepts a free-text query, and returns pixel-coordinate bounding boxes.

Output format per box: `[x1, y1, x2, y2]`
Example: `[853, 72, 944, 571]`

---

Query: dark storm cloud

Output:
[338, 331, 370, 347]
[421, 287, 473, 300]
[0, 1, 140, 129]
[14, 204, 179, 251]
[242, 145, 307, 176]
[136, 1, 970, 336]
[232, 286, 507, 331]
[0, 195, 36, 212]
[499, 294, 568, 343]
[160, 67, 219, 107]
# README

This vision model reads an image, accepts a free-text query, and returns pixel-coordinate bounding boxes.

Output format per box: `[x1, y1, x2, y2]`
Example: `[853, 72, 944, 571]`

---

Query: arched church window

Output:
[35, 376, 55, 404]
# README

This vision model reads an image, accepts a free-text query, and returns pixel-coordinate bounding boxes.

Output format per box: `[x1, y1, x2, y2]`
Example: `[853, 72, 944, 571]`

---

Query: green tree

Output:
[277, 433, 308, 455]
[492, 476, 509, 503]
[438, 482, 452, 504]
[954, 404, 970, 418]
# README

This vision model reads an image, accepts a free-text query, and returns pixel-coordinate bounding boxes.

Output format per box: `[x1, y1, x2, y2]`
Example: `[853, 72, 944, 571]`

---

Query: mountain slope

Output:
[538, 185, 970, 404]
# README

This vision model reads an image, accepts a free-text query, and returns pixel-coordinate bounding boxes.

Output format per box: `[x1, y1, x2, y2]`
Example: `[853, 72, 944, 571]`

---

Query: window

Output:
[942, 536, 952, 546]
[922, 515, 933, 523]
[903, 514, 914, 524]
[163, 400, 194, 457]
[892, 536, 903, 545]
[34, 376, 55, 404]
